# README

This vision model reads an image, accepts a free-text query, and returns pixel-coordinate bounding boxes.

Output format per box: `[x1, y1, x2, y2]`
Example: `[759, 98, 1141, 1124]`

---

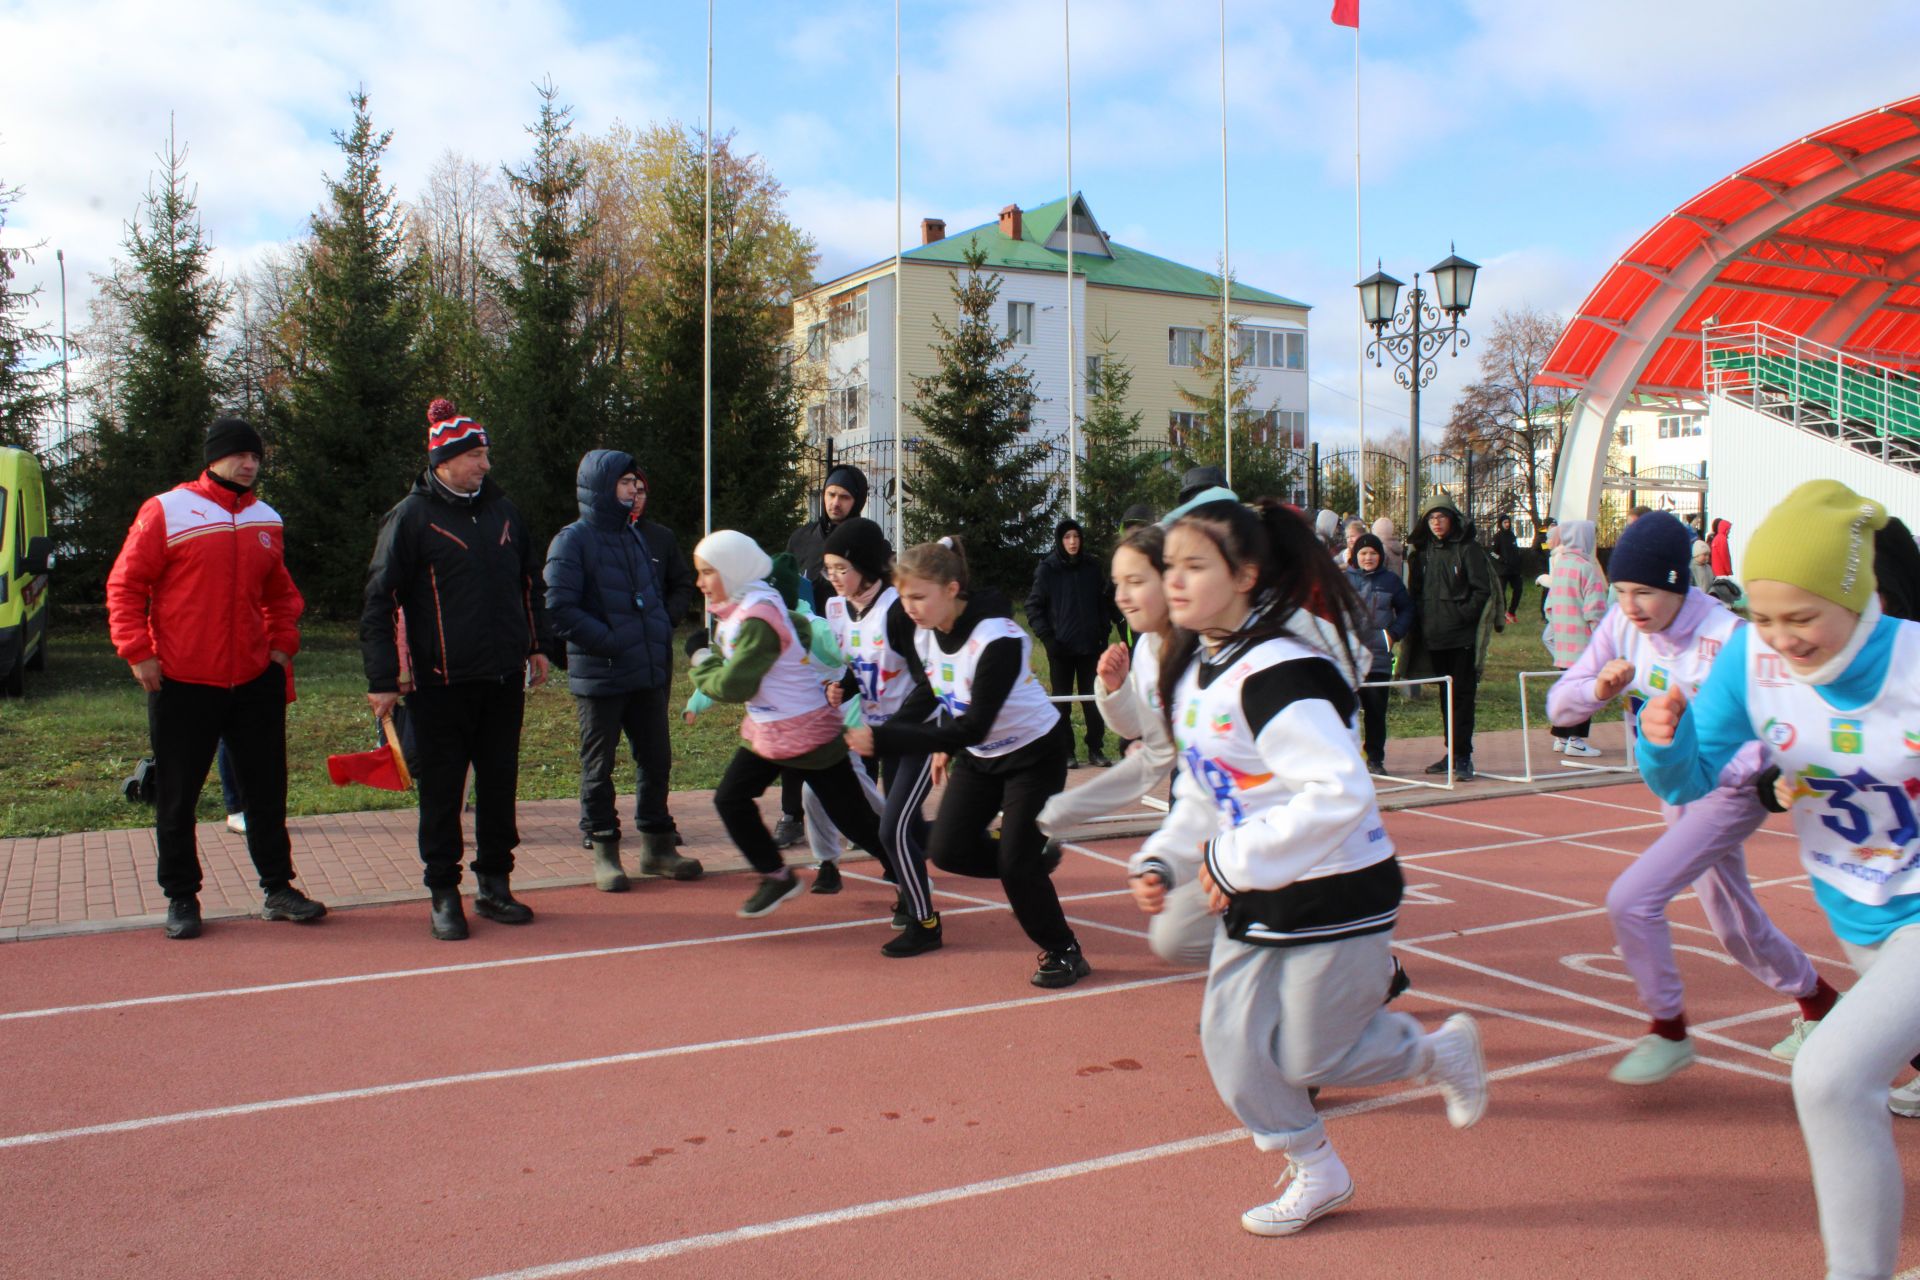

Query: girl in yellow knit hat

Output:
[1639, 479, 1917, 1280]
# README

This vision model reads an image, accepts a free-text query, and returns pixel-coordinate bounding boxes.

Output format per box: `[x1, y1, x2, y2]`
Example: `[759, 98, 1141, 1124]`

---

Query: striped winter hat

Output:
[426, 398, 488, 465]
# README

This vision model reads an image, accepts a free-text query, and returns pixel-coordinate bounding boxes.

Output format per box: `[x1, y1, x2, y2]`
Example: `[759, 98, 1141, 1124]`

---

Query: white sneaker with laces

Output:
[1240, 1144, 1355, 1236]
[1769, 1017, 1817, 1062]
[1890, 1077, 1920, 1119]
[1551, 738, 1567, 753]
[225, 813, 247, 834]
[1424, 1013, 1489, 1128]
[1563, 739, 1603, 758]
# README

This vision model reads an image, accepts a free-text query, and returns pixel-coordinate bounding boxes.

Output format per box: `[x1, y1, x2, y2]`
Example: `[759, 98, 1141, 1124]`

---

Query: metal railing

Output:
[1364, 675, 1456, 794]
[1473, 670, 1638, 784]
[1704, 320, 1920, 471]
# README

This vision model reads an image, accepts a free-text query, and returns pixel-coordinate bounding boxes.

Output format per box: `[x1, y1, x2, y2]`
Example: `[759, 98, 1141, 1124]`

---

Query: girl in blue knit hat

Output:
[1548, 510, 1838, 1085]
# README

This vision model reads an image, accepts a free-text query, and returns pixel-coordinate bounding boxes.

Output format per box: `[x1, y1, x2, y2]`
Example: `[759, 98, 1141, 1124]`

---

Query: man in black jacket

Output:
[362, 399, 554, 940]
[1027, 517, 1113, 768]
[1491, 514, 1524, 623]
[1406, 500, 1494, 780]
[545, 452, 702, 892]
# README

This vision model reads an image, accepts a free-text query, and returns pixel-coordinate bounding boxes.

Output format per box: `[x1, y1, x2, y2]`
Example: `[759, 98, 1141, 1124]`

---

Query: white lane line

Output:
[1694, 1055, 1792, 1084]
[0, 972, 1206, 1151]
[1400, 807, 1540, 836]
[1059, 841, 1132, 869]
[1552, 793, 1664, 818]
[1397, 823, 1666, 863]
[1392, 942, 1789, 1066]
[1413, 865, 1592, 908]
[840, 870, 1148, 941]
[1400, 906, 1608, 946]
[469, 1041, 1624, 1279]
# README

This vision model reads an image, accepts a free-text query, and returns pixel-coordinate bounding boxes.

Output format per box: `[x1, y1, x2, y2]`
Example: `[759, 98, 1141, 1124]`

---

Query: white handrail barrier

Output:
[1045, 690, 1171, 823]
[1475, 669, 1639, 784]
[1363, 674, 1455, 794]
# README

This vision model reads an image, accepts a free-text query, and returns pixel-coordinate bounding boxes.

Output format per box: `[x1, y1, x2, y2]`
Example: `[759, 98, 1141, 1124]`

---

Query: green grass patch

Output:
[3, 585, 1564, 839]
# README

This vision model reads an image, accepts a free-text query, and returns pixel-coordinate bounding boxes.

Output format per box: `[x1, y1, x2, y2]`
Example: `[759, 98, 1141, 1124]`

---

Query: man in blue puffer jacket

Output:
[545, 450, 703, 890]
[1345, 532, 1414, 775]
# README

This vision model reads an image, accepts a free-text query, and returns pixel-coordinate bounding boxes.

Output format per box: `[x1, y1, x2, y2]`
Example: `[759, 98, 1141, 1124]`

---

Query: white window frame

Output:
[806, 323, 826, 361]
[829, 289, 868, 342]
[1168, 410, 1205, 447]
[1006, 301, 1035, 345]
[1169, 326, 1205, 367]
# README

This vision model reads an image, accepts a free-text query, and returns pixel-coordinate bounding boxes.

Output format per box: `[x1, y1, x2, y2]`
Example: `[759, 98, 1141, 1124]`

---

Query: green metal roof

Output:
[895, 193, 1309, 310]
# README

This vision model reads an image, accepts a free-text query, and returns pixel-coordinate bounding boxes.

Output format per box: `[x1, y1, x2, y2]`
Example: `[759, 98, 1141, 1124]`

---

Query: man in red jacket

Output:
[106, 417, 327, 939]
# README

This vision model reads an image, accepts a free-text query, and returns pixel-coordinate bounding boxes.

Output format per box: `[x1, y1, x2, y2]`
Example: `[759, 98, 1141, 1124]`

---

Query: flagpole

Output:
[1065, 0, 1077, 522]
[1353, 17, 1366, 523]
[893, 0, 905, 549]
[702, 0, 714, 541]
[1219, 0, 1232, 490]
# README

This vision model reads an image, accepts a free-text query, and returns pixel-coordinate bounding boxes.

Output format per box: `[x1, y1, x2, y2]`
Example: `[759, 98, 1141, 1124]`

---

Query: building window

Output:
[806, 403, 826, 437]
[829, 289, 868, 342]
[1617, 422, 1632, 447]
[1169, 410, 1205, 448]
[1657, 413, 1702, 439]
[1169, 326, 1205, 367]
[1085, 353, 1103, 384]
[1236, 328, 1307, 371]
[834, 385, 867, 434]
[1278, 409, 1307, 446]
[1006, 301, 1034, 345]
[806, 323, 826, 361]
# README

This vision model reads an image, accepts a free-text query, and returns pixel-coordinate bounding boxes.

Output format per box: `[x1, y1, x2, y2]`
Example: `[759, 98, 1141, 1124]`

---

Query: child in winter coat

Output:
[1549, 512, 1837, 1086]
[1344, 533, 1414, 773]
[1544, 519, 1608, 757]
[688, 531, 886, 919]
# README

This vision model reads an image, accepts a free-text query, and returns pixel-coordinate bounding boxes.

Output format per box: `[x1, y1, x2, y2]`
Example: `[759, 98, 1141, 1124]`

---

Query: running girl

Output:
[1549, 511, 1838, 1084]
[817, 516, 942, 957]
[1640, 481, 1920, 1280]
[688, 531, 887, 919]
[847, 538, 1088, 987]
[1136, 496, 1487, 1236]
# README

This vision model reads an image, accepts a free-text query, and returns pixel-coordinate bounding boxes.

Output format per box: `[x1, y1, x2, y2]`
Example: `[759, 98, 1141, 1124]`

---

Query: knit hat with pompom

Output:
[426, 398, 489, 466]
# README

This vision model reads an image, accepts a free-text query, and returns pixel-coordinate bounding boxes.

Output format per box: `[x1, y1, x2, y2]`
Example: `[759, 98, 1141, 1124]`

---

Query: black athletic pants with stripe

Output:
[926, 736, 1075, 954]
[879, 749, 936, 922]
[715, 748, 883, 876]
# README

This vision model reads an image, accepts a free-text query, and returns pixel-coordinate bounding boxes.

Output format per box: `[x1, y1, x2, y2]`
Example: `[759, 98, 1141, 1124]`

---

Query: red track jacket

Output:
[106, 473, 304, 688]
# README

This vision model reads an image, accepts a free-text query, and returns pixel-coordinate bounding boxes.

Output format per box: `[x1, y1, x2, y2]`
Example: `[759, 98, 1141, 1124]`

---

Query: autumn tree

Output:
[1440, 306, 1573, 530]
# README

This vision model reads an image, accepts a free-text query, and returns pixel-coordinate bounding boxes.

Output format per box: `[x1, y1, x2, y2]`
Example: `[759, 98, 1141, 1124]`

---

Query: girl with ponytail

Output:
[847, 536, 1090, 987]
[1136, 496, 1488, 1237]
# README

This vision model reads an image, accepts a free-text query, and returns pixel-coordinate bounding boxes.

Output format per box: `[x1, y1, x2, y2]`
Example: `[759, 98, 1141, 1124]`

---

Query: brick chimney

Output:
[921, 217, 946, 245]
[998, 204, 1023, 240]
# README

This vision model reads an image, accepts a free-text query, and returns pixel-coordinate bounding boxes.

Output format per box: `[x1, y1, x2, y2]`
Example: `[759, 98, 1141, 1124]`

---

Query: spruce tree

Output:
[65, 133, 228, 598]
[483, 81, 609, 546]
[1074, 336, 1176, 555]
[623, 127, 805, 551]
[905, 242, 1058, 598]
[1174, 309, 1298, 504]
[0, 180, 55, 453]
[278, 89, 425, 616]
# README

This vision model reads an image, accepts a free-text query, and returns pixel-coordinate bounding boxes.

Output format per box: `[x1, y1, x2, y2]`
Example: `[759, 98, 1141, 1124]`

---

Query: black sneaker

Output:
[1087, 750, 1113, 768]
[1423, 756, 1452, 776]
[772, 815, 805, 849]
[1065, 756, 1082, 771]
[890, 894, 911, 930]
[164, 896, 202, 940]
[882, 914, 943, 957]
[739, 873, 805, 919]
[1455, 757, 1477, 782]
[1366, 758, 1386, 776]
[261, 886, 328, 923]
[1386, 957, 1412, 1003]
[1031, 943, 1091, 989]
[811, 861, 843, 895]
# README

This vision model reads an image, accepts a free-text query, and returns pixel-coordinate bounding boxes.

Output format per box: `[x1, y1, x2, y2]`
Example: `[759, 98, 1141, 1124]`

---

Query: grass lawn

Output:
[1, 584, 1561, 839]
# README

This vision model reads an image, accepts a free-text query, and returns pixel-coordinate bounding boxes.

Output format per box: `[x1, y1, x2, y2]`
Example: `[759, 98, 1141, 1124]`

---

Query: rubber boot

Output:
[589, 831, 630, 893]
[640, 830, 704, 881]
[473, 873, 534, 925]
[429, 887, 468, 941]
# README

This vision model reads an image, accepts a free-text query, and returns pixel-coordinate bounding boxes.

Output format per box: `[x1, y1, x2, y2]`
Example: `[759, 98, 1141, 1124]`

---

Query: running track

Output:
[3, 783, 1916, 1278]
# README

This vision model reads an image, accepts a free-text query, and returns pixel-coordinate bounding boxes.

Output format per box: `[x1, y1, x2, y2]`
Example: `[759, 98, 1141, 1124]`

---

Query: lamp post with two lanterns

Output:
[1356, 249, 1479, 537]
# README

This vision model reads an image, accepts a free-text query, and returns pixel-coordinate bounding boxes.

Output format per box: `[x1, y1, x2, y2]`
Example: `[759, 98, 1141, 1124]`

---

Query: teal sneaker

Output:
[1769, 1017, 1817, 1062]
[1609, 1034, 1695, 1085]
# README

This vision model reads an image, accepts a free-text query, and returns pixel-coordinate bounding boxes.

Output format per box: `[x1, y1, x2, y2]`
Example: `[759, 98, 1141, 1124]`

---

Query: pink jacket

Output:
[1544, 521, 1606, 668]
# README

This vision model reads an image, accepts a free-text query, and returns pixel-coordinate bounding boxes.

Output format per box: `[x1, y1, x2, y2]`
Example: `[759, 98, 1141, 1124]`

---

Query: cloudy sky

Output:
[4, 0, 1919, 443]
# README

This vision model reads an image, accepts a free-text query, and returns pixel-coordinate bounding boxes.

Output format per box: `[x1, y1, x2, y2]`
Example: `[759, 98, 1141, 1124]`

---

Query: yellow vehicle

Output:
[0, 446, 52, 697]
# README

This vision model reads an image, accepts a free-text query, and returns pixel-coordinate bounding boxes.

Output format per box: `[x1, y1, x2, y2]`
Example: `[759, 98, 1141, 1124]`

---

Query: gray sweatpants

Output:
[1200, 928, 1427, 1154]
[1793, 924, 1920, 1280]
[1148, 878, 1218, 968]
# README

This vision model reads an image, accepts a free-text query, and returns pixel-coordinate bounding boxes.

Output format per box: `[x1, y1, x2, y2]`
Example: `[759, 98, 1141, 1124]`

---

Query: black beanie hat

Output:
[1608, 510, 1693, 594]
[1178, 465, 1227, 503]
[204, 416, 264, 466]
[1121, 503, 1156, 528]
[1353, 532, 1385, 560]
[823, 516, 893, 587]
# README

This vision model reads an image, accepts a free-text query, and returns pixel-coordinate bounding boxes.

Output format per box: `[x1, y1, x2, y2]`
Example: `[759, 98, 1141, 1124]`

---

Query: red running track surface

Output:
[1, 783, 1915, 1278]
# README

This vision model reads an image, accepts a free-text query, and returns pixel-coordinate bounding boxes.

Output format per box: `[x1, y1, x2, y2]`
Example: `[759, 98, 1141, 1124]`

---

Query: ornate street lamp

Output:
[1358, 248, 1479, 537]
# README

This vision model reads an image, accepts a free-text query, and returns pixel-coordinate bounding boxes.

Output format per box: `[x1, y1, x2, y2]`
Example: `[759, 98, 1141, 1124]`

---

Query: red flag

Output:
[1332, 0, 1359, 26]
[327, 746, 408, 791]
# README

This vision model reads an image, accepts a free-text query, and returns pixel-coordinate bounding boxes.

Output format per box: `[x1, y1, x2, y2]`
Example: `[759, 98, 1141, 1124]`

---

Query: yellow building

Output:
[791, 194, 1311, 524]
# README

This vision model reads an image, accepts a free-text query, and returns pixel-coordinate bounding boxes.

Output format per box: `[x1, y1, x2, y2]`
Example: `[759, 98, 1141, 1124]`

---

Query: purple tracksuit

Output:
[1547, 590, 1816, 1019]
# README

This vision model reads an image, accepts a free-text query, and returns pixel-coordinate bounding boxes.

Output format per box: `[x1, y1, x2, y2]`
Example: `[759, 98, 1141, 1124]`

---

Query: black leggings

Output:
[715, 749, 883, 875]
[1500, 573, 1523, 617]
[926, 738, 1075, 953]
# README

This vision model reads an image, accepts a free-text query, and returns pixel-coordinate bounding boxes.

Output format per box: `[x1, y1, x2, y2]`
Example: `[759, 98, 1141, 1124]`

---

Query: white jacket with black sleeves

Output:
[1136, 632, 1399, 948]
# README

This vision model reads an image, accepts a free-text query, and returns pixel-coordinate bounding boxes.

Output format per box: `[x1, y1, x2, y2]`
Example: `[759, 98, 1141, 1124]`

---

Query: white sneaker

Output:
[1424, 1013, 1489, 1128]
[1769, 1017, 1817, 1062]
[1563, 739, 1603, 759]
[225, 813, 247, 834]
[1609, 1034, 1695, 1085]
[1240, 1144, 1355, 1236]
[1891, 1077, 1920, 1119]
[1551, 738, 1567, 753]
